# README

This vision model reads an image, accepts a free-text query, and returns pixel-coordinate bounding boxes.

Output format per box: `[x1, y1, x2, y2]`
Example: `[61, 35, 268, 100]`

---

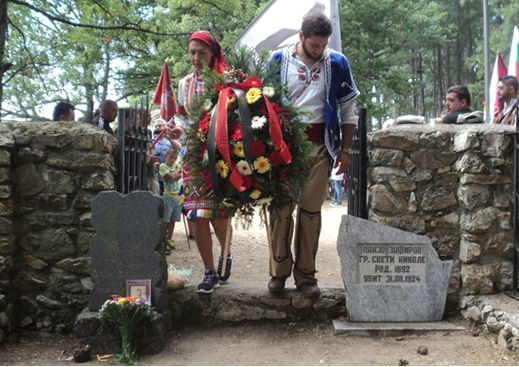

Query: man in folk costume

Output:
[268, 13, 359, 297]
[493, 75, 518, 125]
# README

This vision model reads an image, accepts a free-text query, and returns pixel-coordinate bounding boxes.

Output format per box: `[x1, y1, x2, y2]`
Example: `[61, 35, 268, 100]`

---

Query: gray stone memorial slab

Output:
[337, 215, 452, 322]
[89, 191, 167, 311]
[333, 320, 465, 336]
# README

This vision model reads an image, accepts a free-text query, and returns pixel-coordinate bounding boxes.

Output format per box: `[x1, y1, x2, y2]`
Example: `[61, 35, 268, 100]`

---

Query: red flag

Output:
[493, 53, 508, 118]
[152, 62, 177, 123]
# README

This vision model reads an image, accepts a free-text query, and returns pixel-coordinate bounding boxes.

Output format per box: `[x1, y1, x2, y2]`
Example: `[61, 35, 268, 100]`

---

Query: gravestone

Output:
[337, 215, 452, 322]
[89, 190, 167, 311]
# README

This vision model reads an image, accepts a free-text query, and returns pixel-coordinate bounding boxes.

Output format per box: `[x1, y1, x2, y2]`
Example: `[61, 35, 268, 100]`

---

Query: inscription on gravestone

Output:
[358, 243, 426, 285]
[337, 215, 452, 322]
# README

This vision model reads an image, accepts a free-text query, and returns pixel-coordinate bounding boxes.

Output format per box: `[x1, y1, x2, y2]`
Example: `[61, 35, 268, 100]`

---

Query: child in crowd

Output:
[159, 142, 182, 254]
[330, 165, 344, 207]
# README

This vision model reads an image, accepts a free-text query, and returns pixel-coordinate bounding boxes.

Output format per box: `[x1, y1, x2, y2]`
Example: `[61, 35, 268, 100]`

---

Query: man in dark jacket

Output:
[441, 85, 474, 124]
[92, 100, 118, 135]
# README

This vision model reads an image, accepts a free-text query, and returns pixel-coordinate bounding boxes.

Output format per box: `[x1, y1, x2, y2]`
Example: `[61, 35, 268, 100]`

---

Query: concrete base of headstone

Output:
[73, 309, 171, 355]
[332, 320, 465, 336]
[337, 215, 453, 322]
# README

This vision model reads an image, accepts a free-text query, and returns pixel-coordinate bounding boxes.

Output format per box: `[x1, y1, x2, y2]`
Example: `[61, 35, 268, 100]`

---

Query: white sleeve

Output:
[339, 97, 358, 126]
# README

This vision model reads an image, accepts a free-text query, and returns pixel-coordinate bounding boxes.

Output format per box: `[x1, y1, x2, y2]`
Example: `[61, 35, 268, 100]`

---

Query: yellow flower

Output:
[246, 88, 262, 104]
[233, 141, 245, 157]
[117, 297, 126, 304]
[249, 190, 261, 200]
[227, 96, 236, 107]
[253, 156, 271, 174]
[236, 160, 252, 176]
[216, 160, 229, 178]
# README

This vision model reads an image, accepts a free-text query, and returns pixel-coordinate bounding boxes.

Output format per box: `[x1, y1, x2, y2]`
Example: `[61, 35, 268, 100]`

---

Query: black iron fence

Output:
[347, 107, 368, 219]
[116, 108, 152, 194]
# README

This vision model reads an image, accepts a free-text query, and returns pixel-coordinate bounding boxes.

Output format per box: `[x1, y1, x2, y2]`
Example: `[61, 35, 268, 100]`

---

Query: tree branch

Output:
[8, 0, 192, 37]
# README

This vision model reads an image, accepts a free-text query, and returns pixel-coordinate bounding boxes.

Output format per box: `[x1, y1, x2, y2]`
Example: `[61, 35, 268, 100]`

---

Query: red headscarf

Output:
[188, 31, 228, 74]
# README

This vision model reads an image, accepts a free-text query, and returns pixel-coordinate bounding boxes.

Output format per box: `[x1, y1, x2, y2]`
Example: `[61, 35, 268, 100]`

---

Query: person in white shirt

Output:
[329, 166, 344, 206]
[268, 13, 359, 297]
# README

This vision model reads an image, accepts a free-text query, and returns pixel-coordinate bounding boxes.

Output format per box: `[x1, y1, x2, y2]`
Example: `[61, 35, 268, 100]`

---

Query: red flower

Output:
[231, 121, 243, 140]
[269, 151, 282, 168]
[199, 111, 210, 133]
[215, 82, 225, 92]
[251, 140, 266, 157]
[244, 76, 262, 89]
[253, 182, 262, 191]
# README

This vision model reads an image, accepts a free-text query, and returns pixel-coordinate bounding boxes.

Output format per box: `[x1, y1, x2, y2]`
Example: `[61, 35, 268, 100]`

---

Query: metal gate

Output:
[347, 107, 368, 218]
[116, 107, 152, 194]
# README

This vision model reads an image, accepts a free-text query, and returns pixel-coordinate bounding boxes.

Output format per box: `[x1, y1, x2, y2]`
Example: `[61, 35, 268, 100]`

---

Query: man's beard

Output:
[301, 40, 322, 61]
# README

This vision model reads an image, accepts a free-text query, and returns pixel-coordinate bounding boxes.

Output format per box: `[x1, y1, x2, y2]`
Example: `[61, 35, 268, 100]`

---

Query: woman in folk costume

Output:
[177, 31, 233, 293]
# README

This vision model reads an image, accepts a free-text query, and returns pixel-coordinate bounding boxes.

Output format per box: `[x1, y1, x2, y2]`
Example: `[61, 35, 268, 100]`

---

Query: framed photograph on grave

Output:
[126, 279, 151, 305]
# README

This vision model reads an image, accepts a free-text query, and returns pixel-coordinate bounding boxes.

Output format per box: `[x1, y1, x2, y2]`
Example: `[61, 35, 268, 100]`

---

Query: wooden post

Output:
[182, 214, 191, 250]
[262, 206, 277, 277]
[220, 218, 232, 276]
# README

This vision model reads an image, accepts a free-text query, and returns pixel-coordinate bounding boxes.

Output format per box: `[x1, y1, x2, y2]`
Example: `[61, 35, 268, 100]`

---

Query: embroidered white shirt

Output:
[286, 46, 326, 124]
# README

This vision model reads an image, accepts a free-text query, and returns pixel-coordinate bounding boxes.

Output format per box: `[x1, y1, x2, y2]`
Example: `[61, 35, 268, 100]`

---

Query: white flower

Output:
[236, 160, 253, 176]
[257, 197, 273, 205]
[203, 99, 213, 110]
[262, 86, 275, 98]
[251, 115, 267, 129]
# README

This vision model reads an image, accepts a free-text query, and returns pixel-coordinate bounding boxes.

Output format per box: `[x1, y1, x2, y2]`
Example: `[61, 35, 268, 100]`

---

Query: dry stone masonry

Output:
[368, 124, 514, 310]
[0, 121, 115, 342]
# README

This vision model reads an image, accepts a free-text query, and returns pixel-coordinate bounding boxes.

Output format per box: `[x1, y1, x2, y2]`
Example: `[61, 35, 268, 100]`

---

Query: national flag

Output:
[489, 52, 507, 121]
[152, 62, 176, 123]
[507, 26, 519, 79]
[234, 0, 342, 52]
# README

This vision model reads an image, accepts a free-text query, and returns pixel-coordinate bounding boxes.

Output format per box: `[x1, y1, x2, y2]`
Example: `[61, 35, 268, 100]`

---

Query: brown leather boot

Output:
[267, 277, 286, 293]
[297, 282, 320, 298]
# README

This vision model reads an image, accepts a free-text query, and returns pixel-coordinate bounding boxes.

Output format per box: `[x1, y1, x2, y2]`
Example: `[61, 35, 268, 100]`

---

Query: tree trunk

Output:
[456, 2, 462, 85]
[437, 45, 444, 114]
[100, 43, 110, 103]
[411, 52, 417, 111]
[0, 0, 10, 122]
[418, 52, 426, 117]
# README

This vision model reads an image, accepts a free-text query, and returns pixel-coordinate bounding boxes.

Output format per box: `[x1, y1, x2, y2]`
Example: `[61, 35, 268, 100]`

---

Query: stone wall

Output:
[0, 121, 115, 342]
[368, 124, 515, 308]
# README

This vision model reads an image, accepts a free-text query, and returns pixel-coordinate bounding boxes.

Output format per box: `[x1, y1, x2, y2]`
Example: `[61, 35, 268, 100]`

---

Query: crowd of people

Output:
[48, 13, 518, 297]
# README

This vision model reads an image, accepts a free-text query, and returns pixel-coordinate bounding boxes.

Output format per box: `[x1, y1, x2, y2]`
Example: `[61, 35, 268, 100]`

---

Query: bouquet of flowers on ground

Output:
[100, 295, 153, 365]
[184, 48, 312, 220]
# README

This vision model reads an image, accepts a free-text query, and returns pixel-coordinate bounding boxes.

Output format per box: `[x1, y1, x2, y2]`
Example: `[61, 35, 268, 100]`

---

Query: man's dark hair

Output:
[301, 13, 332, 38]
[100, 99, 118, 113]
[52, 102, 75, 121]
[447, 85, 471, 106]
[499, 75, 518, 92]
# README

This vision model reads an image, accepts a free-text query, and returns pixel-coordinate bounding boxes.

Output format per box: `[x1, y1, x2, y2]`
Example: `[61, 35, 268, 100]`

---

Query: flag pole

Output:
[483, 0, 490, 123]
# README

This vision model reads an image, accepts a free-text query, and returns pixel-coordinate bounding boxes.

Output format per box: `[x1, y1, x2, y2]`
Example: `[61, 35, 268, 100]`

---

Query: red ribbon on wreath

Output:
[215, 87, 246, 191]
[263, 96, 292, 164]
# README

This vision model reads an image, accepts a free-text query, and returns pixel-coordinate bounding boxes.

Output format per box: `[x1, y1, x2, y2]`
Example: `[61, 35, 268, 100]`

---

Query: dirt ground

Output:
[0, 321, 517, 366]
[167, 199, 346, 288]
[1, 200, 518, 366]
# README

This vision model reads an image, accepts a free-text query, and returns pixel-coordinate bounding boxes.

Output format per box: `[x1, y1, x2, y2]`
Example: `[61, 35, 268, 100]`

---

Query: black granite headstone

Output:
[89, 191, 167, 311]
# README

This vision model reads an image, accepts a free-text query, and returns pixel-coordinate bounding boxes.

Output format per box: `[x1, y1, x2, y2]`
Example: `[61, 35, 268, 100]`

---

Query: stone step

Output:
[168, 281, 346, 324]
[333, 320, 465, 336]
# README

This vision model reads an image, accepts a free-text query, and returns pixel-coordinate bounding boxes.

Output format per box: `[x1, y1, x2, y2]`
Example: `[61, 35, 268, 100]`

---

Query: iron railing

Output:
[347, 107, 368, 219]
[116, 108, 152, 194]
